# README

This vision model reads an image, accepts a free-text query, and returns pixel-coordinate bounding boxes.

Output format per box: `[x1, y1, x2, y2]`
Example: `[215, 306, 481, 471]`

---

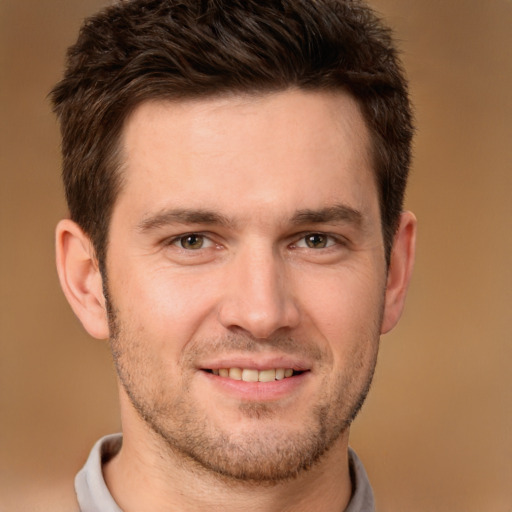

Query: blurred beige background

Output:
[1, 0, 511, 510]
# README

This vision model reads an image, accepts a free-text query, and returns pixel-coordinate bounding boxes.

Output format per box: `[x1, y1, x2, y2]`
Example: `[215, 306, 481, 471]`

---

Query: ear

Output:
[55, 219, 110, 339]
[381, 211, 417, 334]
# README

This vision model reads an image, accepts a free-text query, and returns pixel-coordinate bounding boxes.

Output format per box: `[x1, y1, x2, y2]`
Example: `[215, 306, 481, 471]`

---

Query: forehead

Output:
[116, 89, 377, 224]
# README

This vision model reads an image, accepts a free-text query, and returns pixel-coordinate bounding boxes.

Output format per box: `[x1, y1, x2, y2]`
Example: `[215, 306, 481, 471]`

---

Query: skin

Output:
[56, 89, 416, 512]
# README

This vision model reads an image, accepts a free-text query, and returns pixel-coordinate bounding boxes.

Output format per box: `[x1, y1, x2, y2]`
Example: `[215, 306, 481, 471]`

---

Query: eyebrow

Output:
[291, 204, 363, 227]
[137, 208, 234, 232]
[137, 203, 363, 233]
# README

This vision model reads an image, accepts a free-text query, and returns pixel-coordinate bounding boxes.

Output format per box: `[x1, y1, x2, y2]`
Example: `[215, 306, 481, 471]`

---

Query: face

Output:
[105, 90, 387, 481]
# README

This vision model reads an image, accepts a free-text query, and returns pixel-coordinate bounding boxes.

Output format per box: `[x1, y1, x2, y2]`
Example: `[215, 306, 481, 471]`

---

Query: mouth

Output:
[203, 368, 307, 382]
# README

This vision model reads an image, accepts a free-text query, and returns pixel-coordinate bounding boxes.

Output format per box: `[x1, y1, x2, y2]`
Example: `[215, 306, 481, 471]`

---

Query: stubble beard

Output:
[106, 293, 381, 484]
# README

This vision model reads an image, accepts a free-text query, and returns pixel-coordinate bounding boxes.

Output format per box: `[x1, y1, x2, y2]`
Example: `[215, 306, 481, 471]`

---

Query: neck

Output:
[103, 395, 353, 512]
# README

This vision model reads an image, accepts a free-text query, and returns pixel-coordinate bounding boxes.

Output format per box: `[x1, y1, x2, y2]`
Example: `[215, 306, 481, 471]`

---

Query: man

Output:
[51, 0, 416, 510]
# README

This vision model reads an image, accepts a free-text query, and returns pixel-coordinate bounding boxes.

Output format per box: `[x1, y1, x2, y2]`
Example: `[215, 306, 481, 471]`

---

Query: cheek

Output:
[109, 263, 223, 350]
[295, 265, 384, 363]
[298, 265, 384, 326]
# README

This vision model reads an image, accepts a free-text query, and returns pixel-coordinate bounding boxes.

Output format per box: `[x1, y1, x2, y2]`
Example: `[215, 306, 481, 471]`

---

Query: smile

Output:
[206, 368, 302, 382]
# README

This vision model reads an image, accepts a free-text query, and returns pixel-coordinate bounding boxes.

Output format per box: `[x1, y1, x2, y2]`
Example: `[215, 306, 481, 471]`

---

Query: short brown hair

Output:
[51, 0, 413, 268]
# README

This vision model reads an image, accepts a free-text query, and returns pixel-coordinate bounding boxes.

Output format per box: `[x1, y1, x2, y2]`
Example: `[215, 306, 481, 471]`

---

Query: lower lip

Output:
[200, 370, 310, 401]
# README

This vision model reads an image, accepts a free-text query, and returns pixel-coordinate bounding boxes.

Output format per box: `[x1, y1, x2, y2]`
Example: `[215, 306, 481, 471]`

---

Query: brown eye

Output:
[180, 234, 204, 250]
[305, 233, 328, 248]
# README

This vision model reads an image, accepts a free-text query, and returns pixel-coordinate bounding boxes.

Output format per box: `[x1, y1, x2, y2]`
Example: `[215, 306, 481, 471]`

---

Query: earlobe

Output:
[381, 211, 417, 334]
[55, 219, 110, 339]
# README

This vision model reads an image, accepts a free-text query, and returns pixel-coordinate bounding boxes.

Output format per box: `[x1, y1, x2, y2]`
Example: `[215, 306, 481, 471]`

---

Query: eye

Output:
[295, 233, 337, 249]
[173, 233, 213, 250]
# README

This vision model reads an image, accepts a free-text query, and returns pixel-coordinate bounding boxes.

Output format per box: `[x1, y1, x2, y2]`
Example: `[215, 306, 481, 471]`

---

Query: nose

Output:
[217, 245, 300, 339]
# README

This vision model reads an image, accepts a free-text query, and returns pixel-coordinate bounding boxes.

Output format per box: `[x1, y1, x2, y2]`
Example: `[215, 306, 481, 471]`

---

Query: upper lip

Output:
[197, 355, 312, 372]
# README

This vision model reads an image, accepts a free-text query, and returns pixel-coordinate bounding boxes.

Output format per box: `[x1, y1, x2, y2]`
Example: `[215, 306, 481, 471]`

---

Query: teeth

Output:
[214, 368, 296, 382]
[258, 369, 276, 382]
[241, 369, 259, 382]
[228, 368, 242, 380]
